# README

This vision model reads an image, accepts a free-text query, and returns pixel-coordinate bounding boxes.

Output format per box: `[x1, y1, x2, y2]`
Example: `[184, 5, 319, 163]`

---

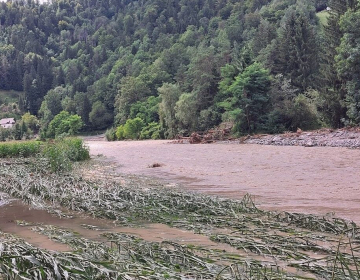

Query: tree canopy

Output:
[1, 0, 360, 139]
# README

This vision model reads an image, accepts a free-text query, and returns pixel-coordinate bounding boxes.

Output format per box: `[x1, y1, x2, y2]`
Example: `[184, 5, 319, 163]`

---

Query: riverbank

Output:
[242, 127, 360, 148]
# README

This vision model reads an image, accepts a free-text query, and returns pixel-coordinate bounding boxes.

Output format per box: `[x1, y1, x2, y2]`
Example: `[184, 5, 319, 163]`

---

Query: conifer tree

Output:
[319, 0, 356, 127]
[273, 11, 318, 91]
[336, 2, 360, 124]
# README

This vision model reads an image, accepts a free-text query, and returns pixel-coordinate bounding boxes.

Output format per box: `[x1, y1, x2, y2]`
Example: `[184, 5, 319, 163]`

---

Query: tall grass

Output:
[0, 141, 41, 158]
[0, 138, 90, 172]
[42, 138, 90, 172]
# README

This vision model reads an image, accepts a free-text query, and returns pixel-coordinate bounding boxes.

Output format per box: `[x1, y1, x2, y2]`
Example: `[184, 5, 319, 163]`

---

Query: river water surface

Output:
[1, 140, 359, 252]
[87, 140, 360, 223]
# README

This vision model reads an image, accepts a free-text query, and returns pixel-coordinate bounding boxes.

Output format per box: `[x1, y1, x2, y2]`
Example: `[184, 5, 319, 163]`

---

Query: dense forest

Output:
[0, 0, 359, 139]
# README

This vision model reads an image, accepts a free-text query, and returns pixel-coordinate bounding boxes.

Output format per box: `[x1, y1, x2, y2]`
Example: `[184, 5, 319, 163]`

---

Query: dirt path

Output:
[86, 139, 360, 223]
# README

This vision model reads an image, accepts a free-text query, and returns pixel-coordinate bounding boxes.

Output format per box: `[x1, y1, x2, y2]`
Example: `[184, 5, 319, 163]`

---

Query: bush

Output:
[42, 138, 90, 172]
[115, 125, 125, 140]
[123, 117, 144, 139]
[140, 122, 161, 139]
[42, 140, 72, 172]
[105, 127, 117, 141]
[114, 119, 162, 140]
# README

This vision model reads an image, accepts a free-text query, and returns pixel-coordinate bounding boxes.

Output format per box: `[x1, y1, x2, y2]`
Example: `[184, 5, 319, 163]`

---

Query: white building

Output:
[0, 118, 15, 129]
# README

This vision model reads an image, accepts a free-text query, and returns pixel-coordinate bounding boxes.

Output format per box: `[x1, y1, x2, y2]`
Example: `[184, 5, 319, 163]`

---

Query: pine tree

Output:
[318, 0, 355, 127]
[336, 3, 360, 124]
[273, 11, 319, 91]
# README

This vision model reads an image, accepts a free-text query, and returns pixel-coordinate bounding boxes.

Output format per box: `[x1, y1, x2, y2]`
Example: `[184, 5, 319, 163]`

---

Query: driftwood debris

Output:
[175, 124, 233, 144]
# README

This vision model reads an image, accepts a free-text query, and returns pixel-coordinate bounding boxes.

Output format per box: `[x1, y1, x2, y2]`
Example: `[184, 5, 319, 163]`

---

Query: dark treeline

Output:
[0, 0, 359, 139]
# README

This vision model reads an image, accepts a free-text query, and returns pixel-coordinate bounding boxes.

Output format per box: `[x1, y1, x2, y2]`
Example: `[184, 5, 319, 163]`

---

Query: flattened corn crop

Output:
[1, 158, 360, 279]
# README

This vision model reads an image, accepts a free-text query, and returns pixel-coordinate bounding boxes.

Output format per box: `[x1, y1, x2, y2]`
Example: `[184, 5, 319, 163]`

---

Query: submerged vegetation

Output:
[1, 158, 360, 279]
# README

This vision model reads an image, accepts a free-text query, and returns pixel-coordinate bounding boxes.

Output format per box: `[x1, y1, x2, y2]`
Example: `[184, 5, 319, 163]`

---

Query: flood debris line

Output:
[173, 123, 234, 144]
[1, 158, 360, 279]
[242, 127, 360, 148]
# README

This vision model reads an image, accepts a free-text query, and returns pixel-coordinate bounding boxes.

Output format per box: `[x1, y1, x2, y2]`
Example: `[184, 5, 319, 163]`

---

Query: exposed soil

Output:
[86, 138, 360, 223]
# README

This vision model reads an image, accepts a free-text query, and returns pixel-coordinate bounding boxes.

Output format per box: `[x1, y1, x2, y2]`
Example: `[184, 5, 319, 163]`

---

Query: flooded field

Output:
[0, 198, 239, 253]
[87, 140, 360, 223]
[1, 154, 360, 278]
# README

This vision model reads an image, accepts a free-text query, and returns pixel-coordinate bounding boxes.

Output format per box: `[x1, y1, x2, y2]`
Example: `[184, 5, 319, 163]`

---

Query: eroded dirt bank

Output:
[87, 139, 360, 223]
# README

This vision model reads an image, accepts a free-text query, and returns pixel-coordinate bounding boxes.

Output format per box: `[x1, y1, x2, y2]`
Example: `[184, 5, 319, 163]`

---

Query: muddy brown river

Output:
[1, 139, 359, 253]
[87, 140, 360, 223]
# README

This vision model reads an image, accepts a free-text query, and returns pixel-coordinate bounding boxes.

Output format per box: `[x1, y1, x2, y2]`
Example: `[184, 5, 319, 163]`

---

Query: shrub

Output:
[140, 122, 161, 139]
[115, 125, 125, 140]
[123, 117, 145, 139]
[105, 127, 117, 141]
[41, 137, 90, 172]
[42, 140, 72, 172]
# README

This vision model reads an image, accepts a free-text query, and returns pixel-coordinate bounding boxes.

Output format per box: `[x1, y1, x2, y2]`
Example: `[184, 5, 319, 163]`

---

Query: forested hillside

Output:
[0, 0, 359, 139]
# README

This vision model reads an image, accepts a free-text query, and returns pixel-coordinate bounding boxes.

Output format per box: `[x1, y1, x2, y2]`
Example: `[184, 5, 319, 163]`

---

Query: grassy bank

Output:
[0, 158, 360, 279]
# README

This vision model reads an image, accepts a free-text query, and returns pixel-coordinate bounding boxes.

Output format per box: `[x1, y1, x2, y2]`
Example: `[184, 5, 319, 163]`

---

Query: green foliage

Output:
[115, 125, 125, 140]
[114, 76, 151, 125]
[0, 137, 89, 172]
[105, 127, 117, 141]
[220, 63, 271, 134]
[336, 6, 360, 125]
[0, 0, 358, 134]
[140, 122, 161, 139]
[0, 127, 11, 141]
[89, 101, 113, 130]
[158, 83, 181, 138]
[123, 117, 145, 140]
[0, 90, 22, 105]
[290, 93, 322, 130]
[0, 141, 41, 158]
[175, 93, 198, 133]
[271, 11, 319, 91]
[129, 96, 160, 124]
[114, 118, 159, 140]
[21, 112, 39, 133]
[38, 88, 64, 128]
[41, 138, 90, 172]
[266, 75, 322, 132]
[317, 10, 330, 26]
[47, 111, 83, 138]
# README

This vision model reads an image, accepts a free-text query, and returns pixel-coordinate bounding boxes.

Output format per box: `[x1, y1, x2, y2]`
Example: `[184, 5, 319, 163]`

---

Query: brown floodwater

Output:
[0, 199, 238, 253]
[0, 200, 115, 251]
[86, 140, 360, 223]
[2, 139, 360, 256]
